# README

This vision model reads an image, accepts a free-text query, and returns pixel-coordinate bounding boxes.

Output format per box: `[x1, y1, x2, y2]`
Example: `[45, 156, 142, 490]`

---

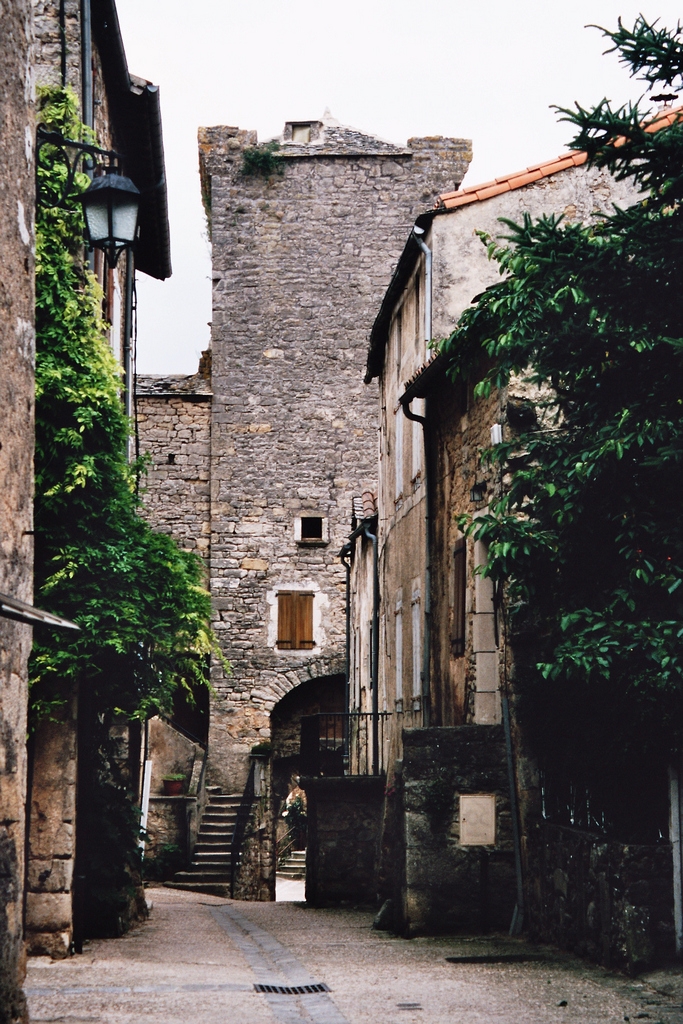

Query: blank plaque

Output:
[459, 793, 496, 845]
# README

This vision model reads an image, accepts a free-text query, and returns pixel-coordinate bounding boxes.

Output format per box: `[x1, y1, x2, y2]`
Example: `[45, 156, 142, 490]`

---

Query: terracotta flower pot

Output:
[162, 779, 183, 796]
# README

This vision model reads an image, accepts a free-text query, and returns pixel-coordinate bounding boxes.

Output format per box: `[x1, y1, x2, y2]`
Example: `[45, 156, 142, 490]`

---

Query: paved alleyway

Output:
[27, 887, 683, 1024]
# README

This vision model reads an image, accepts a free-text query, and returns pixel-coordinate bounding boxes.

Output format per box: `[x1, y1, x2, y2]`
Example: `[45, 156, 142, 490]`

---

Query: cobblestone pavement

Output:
[26, 887, 683, 1024]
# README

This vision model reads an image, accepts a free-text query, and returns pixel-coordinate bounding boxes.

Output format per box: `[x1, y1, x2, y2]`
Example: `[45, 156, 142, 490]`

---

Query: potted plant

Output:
[162, 773, 185, 796]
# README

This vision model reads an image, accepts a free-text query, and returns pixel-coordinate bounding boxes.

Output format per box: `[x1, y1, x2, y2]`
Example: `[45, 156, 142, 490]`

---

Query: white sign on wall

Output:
[459, 793, 496, 846]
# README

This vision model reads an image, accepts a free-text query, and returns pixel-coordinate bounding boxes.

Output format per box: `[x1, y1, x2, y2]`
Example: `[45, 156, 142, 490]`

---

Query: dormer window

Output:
[292, 123, 312, 144]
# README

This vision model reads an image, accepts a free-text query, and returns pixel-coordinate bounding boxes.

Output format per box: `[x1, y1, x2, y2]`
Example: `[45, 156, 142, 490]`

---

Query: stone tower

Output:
[198, 113, 472, 799]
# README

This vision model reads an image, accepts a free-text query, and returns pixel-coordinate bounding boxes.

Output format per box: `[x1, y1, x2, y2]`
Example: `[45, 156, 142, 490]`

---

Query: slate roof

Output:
[277, 110, 412, 158]
[136, 372, 212, 399]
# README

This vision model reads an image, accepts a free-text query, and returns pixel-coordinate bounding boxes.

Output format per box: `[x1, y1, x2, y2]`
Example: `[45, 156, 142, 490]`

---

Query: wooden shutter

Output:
[452, 539, 466, 657]
[277, 592, 314, 650]
[277, 592, 294, 649]
[294, 593, 314, 649]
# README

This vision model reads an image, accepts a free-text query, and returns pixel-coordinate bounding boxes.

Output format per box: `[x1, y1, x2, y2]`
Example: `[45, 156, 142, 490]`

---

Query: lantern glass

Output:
[84, 199, 110, 244]
[111, 197, 139, 244]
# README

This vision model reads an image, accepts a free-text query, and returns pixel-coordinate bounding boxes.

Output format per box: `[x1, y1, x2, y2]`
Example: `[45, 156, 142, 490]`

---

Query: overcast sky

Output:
[115, 1, 682, 375]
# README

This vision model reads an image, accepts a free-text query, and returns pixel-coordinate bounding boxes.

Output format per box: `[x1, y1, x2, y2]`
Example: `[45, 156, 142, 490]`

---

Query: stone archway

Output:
[271, 674, 345, 867]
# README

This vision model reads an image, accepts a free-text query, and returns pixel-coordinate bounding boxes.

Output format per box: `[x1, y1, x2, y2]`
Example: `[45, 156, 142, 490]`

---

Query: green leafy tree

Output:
[441, 17, 683, 841]
[33, 88, 213, 930]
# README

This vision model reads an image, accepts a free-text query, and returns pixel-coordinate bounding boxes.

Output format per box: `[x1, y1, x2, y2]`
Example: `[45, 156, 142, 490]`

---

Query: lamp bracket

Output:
[36, 124, 123, 210]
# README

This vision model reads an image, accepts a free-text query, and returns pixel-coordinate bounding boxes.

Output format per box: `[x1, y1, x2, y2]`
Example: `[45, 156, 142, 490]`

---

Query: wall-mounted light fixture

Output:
[36, 125, 139, 266]
[470, 481, 487, 503]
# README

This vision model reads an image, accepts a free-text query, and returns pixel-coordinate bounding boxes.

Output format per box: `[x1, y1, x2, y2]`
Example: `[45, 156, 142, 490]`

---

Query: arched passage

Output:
[270, 674, 345, 860]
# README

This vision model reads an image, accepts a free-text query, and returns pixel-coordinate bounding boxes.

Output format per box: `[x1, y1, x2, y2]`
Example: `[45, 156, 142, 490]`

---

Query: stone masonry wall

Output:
[136, 372, 212, 569]
[527, 824, 674, 973]
[199, 118, 472, 799]
[0, 2, 34, 1020]
[25, 687, 78, 959]
[400, 726, 516, 936]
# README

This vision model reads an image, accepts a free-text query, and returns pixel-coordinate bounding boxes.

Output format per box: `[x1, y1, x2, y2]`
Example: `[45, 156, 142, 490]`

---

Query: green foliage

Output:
[33, 87, 212, 721]
[241, 141, 283, 177]
[33, 88, 214, 928]
[441, 20, 683, 840]
[142, 842, 185, 883]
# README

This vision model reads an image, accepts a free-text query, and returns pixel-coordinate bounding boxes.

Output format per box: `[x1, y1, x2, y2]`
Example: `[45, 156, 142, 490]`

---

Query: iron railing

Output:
[300, 712, 390, 777]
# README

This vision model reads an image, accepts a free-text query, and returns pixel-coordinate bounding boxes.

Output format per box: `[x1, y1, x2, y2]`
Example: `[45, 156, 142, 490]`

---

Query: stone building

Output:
[0, 6, 35, 1018]
[26, 0, 171, 958]
[343, 149, 640, 937]
[137, 113, 471, 894]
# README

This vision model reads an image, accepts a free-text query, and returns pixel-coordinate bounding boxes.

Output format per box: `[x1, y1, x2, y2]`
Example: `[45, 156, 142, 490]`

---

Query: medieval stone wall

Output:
[199, 118, 472, 797]
[0, 2, 34, 1019]
[136, 373, 212, 568]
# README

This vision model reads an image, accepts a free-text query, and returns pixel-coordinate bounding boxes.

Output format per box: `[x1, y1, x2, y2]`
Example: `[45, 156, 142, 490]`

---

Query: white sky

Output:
[115, 1, 682, 374]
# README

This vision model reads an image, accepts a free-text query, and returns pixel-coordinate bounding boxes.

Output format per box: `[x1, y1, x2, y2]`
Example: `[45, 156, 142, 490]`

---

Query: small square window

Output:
[301, 516, 323, 540]
[292, 124, 311, 143]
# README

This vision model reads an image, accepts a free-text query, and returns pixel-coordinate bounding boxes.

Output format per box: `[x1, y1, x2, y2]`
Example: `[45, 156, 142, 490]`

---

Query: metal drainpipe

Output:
[363, 523, 380, 775]
[81, 0, 93, 129]
[400, 396, 431, 725]
[123, 253, 134, 458]
[413, 225, 432, 346]
[340, 544, 352, 715]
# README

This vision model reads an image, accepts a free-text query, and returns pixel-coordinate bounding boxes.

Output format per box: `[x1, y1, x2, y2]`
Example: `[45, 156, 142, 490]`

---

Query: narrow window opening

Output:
[167, 453, 176, 465]
[452, 538, 466, 657]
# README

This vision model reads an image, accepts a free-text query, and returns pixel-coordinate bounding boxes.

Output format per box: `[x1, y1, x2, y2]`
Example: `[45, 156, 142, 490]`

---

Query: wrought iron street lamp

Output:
[36, 125, 139, 266]
[79, 169, 140, 267]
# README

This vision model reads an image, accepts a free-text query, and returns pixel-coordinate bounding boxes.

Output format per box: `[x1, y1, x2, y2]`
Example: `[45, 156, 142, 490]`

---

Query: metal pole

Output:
[363, 524, 379, 775]
[669, 759, 683, 955]
[122, 252, 134, 458]
[81, 0, 93, 128]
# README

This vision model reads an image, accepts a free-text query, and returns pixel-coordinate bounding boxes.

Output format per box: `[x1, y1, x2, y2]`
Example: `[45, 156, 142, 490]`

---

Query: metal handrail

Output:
[300, 711, 391, 777]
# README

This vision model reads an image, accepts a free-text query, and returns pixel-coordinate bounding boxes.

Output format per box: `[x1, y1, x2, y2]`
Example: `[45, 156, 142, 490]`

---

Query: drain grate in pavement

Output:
[446, 954, 546, 964]
[397, 1003, 423, 1010]
[255, 983, 330, 995]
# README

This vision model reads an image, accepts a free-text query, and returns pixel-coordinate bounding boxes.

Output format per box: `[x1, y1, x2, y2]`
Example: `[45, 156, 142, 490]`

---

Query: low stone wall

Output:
[26, 685, 78, 958]
[145, 796, 198, 868]
[400, 725, 516, 936]
[526, 823, 674, 973]
[301, 776, 385, 906]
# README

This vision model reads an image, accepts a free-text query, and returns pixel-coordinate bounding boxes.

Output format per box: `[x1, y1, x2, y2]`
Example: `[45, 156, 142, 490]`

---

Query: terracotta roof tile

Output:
[436, 106, 683, 211]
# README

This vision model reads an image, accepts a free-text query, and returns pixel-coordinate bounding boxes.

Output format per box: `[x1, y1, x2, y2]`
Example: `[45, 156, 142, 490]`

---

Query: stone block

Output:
[474, 691, 501, 725]
[25, 892, 72, 932]
[472, 613, 496, 653]
[475, 652, 499, 692]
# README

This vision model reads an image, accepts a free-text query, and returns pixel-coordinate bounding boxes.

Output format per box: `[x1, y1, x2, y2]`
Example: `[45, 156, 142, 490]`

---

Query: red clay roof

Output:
[436, 106, 683, 211]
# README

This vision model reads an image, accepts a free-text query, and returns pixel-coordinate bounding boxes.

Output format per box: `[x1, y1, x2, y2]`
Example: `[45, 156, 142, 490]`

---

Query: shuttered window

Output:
[277, 592, 314, 650]
[452, 538, 466, 657]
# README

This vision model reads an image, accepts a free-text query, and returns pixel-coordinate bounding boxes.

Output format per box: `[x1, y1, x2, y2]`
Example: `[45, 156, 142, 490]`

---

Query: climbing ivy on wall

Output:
[33, 88, 212, 931]
[442, 17, 683, 842]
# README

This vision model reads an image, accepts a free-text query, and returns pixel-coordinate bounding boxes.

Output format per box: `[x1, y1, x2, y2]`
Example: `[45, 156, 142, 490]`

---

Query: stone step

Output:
[200, 823, 236, 834]
[174, 870, 231, 884]
[192, 852, 232, 864]
[164, 881, 230, 897]
[194, 840, 232, 852]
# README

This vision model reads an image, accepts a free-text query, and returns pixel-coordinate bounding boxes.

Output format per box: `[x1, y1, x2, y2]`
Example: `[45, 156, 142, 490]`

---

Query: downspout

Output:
[123, 253, 134, 458]
[59, 0, 67, 87]
[400, 397, 431, 726]
[81, 0, 93, 129]
[399, 225, 433, 724]
[340, 543, 352, 716]
[413, 226, 432, 346]
[363, 522, 380, 775]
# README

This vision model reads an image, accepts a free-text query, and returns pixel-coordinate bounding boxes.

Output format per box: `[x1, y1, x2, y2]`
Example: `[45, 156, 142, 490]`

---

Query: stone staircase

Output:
[165, 792, 241, 896]
[277, 849, 306, 879]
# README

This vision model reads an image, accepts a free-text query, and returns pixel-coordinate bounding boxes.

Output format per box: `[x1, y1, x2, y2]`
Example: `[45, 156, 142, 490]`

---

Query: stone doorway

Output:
[271, 674, 344, 891]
